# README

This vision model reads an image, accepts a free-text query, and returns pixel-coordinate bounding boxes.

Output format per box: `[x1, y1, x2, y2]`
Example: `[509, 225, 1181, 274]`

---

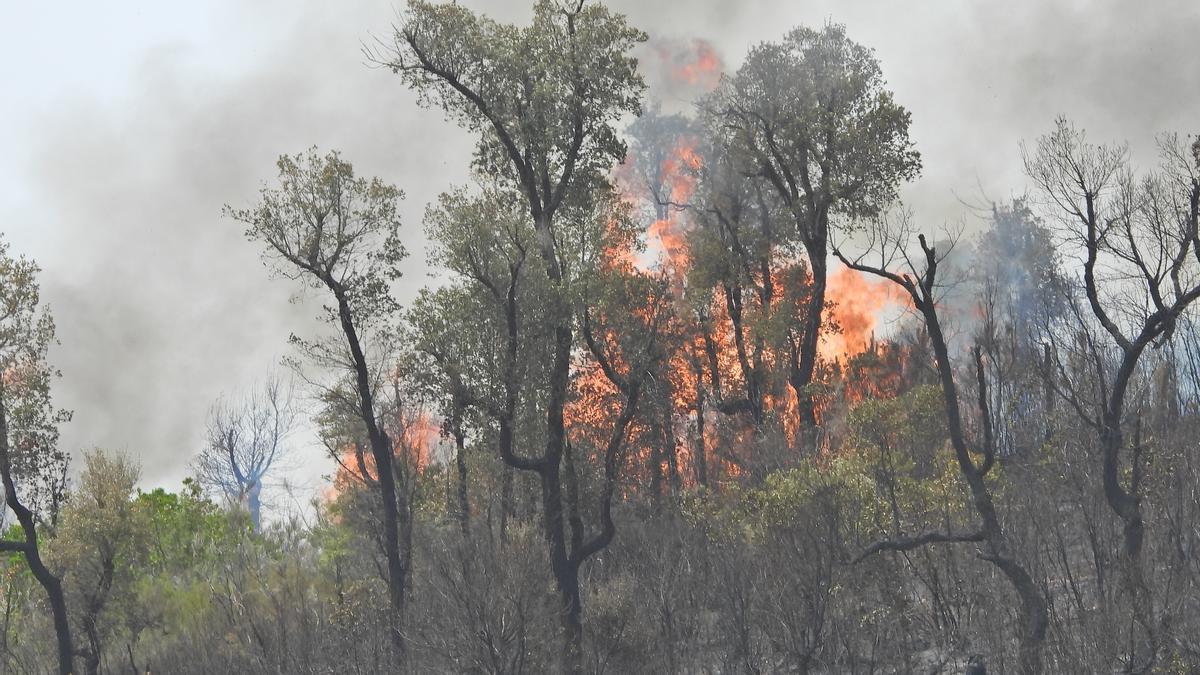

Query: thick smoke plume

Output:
[4, 0, 1200, 502]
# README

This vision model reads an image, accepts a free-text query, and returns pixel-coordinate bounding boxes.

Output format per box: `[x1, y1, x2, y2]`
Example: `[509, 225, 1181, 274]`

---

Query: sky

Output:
[2, 0, 1198, 508]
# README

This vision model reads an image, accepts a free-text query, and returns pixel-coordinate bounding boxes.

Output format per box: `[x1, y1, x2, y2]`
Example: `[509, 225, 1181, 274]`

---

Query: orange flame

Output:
[644, 136, 701, 278]
[326, 410, 441, 501]
[671, 42, 723, 89]
[648, 38, 724, 93]
[397, 411, 440, 473]
[597, 99, 910, 486]
[820, 265, 901, 362]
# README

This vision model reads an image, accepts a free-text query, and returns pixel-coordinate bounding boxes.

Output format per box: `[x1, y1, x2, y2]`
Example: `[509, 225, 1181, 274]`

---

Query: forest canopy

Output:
[3, 2, 1200, 673]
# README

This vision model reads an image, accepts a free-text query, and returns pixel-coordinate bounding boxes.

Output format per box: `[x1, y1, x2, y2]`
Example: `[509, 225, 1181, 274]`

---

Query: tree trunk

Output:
[0, 391, 74, 675]
[662, 401, 680, 497]
[540, 299, 584, 671]
[333, 291, 407, 666]
[245, 479, 263, 532]
[499, 462, 514, 545]
[924, 303, 1048, 675]
[452, 406, 470, 536]
[539, 458, 584, 673]
[794, 233, 828, 431]
[693, 358, 708, 488]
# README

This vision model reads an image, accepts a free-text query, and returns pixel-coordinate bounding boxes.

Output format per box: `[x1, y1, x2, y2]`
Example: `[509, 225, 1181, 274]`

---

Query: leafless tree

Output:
[1023, 119, 1200, 668]
[834, 211, 1048, 674]
[195, 376, 297, 531]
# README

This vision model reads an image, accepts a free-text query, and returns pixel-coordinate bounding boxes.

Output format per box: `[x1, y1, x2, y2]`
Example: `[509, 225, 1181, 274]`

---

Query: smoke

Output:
[634, 37, 725, 113]
[7, 0, 473, 489]
[3, 0, 1197, 502]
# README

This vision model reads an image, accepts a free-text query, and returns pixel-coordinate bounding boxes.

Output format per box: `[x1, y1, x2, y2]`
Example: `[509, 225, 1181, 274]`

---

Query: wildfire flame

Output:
[574, 37, 910, 492]
[671, 41, 723, 90]
[642, 37, 725, 96]
[326, 410, 441, 501]
[645, 137, 701, 278]
[820, 265, 902, 363]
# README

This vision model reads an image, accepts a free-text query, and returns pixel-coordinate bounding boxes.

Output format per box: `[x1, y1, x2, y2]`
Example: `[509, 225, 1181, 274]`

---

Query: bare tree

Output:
[1024, 120, 1200, 667]
[1025, 121, 1200, 559]
[196, 376, 296, 531]
[835, 212, 1048, 674]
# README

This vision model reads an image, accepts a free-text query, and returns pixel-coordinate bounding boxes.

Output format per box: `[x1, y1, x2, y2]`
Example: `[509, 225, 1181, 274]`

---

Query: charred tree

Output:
[837, 221, 1048, 674]
[1024, 121, 1200, 668]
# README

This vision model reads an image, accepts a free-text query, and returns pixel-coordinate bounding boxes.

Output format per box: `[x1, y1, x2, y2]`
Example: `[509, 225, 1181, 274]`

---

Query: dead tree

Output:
[1023, 120, 1200, 668]
[835, 213, 1048, 674]
[1025, 120, 1200, 563]
[196, 376, 296, 530]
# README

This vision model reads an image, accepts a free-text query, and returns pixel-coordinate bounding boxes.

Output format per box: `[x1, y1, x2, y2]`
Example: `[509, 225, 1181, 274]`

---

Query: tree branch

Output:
[854, 529, 986, 563]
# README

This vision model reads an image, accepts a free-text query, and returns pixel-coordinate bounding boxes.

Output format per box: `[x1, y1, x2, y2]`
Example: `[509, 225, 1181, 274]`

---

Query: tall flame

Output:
[671, 41, 723, 90]
[820, 265, 901, 362]
[582, 45, 910, 490]
[643, 37, 725, 96]
[645, 137, 701, 278]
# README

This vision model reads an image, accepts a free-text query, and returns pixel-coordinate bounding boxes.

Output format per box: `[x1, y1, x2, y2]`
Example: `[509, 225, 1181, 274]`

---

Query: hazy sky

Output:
[3, 0, 1198, 505]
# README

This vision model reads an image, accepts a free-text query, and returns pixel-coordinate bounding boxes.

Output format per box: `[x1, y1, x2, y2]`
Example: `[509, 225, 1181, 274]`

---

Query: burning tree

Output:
[621, 93, 904, 479]
[702, 23, 921, 432]
[685, 134, 813, 452]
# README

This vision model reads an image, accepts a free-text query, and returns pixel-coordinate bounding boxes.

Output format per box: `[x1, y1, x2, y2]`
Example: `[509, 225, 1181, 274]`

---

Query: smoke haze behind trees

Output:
[2, 0, 1198, 496]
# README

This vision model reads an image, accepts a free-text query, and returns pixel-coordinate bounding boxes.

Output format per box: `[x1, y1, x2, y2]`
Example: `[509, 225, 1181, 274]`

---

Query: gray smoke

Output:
[2, 0, 1197, 502]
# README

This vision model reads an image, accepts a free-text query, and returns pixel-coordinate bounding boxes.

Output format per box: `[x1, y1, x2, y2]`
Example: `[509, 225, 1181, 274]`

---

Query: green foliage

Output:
[134, 478, 244, 572]
[390, 0, 646, 197]
[840, 386, 979, 536]
[680, 387, 980, 554]
[0, 236, 71, 517]
[227, 147, 406, 333]
[703, 23, 921, 226]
